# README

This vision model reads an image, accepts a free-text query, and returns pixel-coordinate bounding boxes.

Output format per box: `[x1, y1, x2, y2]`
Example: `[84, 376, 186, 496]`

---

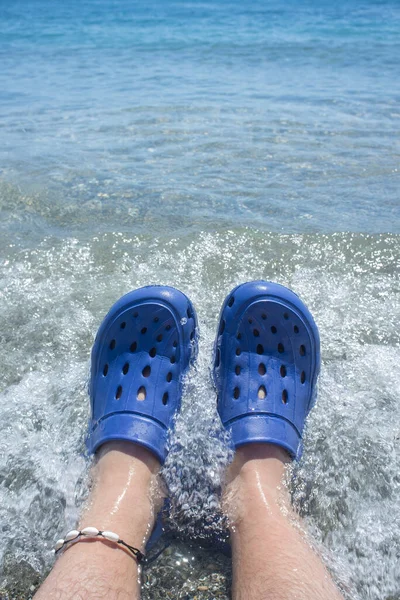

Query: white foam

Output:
[0, 230, 399, 598]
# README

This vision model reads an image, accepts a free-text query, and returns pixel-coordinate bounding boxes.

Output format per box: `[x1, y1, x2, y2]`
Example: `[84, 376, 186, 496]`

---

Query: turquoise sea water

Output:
[0, 1, 399, 598]
[1, 0, 400, 236]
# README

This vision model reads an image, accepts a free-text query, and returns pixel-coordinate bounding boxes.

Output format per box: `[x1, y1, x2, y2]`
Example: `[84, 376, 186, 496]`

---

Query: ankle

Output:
[96, 441, 161, 474]
[237, 442, 290, 462]
[227, 443, 290, 482]
[93, 442, 159, 493]
[223, 443, 292, 525]
[78, 442, 163, 543]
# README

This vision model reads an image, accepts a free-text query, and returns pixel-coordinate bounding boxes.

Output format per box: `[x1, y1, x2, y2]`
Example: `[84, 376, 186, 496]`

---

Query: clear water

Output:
[0, 1, 399, 598]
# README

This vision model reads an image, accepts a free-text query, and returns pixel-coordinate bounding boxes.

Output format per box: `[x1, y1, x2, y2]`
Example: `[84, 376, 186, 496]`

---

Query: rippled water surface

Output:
[0, 0, 399, 598]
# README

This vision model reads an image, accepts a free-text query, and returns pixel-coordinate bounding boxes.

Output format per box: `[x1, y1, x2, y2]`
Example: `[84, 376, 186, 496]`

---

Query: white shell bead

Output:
[65, 530, 80, 542]
[81, 527, 99, 537]
[102, 530, 119, 543]
[55, 539, 64, 551]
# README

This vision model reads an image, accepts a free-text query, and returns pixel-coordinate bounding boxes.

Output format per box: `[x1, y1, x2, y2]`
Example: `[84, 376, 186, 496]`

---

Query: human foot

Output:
[214, 280, 320, 459]
[87, 285, 198, 462]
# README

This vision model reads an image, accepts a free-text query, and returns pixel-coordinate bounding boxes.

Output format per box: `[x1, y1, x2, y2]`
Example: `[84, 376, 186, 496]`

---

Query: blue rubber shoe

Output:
[87, 285, 198, 463]
[214, 281, 320, 459]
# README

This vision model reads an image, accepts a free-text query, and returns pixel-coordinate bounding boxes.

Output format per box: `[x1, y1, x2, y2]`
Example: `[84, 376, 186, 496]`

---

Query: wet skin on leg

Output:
[34, 442, 161, 600]
[224, 443, 344, 600]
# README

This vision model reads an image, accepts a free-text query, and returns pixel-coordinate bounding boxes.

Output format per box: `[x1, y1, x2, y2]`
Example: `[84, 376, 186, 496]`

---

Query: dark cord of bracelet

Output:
[118, 538, 144, 563]
[55, 531, 144, 564]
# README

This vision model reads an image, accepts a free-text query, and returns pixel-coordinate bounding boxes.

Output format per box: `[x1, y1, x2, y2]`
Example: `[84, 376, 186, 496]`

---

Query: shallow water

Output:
[1, 0, 400, 237]
[1, 229, 399, 598]
[1, 0, 400, 598]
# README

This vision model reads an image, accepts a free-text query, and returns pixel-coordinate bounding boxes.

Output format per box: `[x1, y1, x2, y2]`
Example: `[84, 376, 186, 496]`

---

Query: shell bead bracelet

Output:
[54, 527, 144, 563]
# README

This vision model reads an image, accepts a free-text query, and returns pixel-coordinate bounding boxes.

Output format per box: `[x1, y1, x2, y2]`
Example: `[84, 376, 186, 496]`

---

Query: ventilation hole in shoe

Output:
[110, 339, 116, 350]
[116, 385, 122, 400]
[103, 364, 109, 376]
[283, 313, 289, 320]
[235, 365, 241, 375]
[301, 371, 306, 383]
[120, 322, 126, 329]
[282, 389, 288, 404]
[300, 345, 306, 356]
[170, 355, 176, 364]
[237, 332, 242, 340]
[253, 329, 260, 337]
[256, 344, 264, 355]
[233, 387, 240, 399]
[153, 316, 159, 323]
[187, 307, 192, 319]
[149, 347, 156, 358]
[166, 324, 171, 331]
[130, 341, 137, 352]
[258, 363, 266, 375]
[215, 349, 220, 368]
[261, 313, 267, 320]
[248, 318, 253, 324]
[122, 362, 129, 375]
[228, 296, 235, 307]
[280, 365, 287, 377]
[271, 326, 277, 334]
[142, 365, 151, 378]
[236, 347, 241, 356]
[190, 330, 195, 340]
[173, 340, 178, 347]
[278, 343, 284, 353]
[157, 333, 163, 342]
[219, 319, 225, 335]
[141, 327, 147, 335]
[258, 385, 267, 399]
[137, 386, 146, 401]
[133, 312, 138, 318]
[162, 392, 169, 405]
[294, 325, 299, 333]
[166, 372, 172, 382]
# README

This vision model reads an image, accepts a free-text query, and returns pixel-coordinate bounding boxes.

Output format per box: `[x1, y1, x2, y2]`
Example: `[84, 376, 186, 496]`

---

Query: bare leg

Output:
[224, 443, 344, 600]
[35, 442, 161, 600]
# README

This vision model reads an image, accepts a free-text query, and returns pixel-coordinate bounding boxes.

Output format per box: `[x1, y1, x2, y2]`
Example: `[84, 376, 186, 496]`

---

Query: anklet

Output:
[54, 527, 144, 563]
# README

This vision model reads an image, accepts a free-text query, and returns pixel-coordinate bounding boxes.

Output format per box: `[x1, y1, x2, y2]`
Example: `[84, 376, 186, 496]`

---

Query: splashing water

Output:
[0, 229, 399, 598]
[1, 0, 400, 595]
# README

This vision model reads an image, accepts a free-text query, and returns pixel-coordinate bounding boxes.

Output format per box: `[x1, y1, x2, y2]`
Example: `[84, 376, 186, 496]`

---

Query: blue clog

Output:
[214, 281, 320, 459]
[87, 285, 198, 463]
